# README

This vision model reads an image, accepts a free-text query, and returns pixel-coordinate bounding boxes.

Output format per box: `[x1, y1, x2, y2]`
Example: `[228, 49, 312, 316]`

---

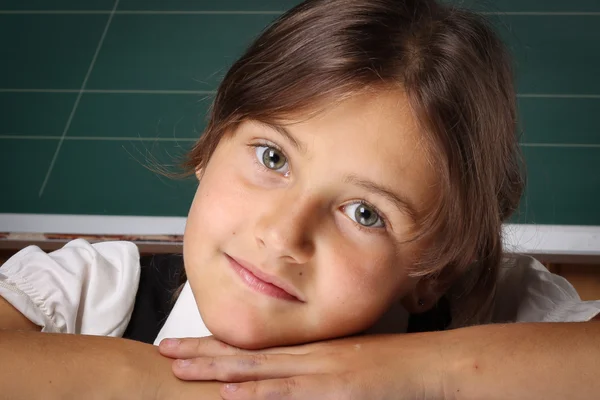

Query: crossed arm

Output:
[2, 295, 599, 400]
[0, 296, 222, 400]
[160, 317, 600, 400]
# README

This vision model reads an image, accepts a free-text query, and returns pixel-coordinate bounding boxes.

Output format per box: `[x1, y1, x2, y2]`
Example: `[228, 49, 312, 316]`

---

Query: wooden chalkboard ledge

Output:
[1, 214, 600, 262]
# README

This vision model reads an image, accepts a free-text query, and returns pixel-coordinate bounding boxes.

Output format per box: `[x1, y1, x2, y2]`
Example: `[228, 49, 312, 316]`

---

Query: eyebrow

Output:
[256, 121, 307, 154]
[344, 174, 418, 220]
[255, 121, 416, 220]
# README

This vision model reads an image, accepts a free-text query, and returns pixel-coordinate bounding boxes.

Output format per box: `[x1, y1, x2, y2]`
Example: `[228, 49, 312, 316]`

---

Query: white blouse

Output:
[1, 239, 599, 346]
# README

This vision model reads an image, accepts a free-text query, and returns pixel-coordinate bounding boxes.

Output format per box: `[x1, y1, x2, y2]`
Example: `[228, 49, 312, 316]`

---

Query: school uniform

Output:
[1, 239, 599, 346]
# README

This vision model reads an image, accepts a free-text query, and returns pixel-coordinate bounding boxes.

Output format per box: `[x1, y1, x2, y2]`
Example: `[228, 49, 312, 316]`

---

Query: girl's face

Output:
[184, 90, 438, 349]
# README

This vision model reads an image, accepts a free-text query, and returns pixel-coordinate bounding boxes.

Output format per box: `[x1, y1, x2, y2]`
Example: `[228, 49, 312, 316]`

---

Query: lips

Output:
[226, 254, 305, 302]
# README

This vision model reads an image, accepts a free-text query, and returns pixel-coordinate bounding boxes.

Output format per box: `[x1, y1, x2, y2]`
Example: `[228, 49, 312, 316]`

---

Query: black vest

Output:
[123, 255, 451, 344]
[122, 254, 185, 344]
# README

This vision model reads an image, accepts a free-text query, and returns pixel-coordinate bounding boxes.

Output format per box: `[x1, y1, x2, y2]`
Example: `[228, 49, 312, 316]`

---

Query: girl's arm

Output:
[0, 242, 222, 399]
[0, 297, 222, 400]
[0, 295, 40, 331]
[444, 319, 600, 400]
[159, 320, 600, 400]
[0, 329, 223, 400]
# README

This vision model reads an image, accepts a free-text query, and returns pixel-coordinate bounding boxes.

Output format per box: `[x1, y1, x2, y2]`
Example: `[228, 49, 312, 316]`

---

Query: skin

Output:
[183, 89, 442, 350]
[0, 297, 223, 400]
[0, 88, 446, 399]
[1, 85, 598, 399]
[163, 87, 600, 399]
[160, 319, 600, 400]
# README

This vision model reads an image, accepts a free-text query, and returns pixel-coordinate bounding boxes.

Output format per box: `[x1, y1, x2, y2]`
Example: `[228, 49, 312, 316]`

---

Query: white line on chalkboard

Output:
[518, 94, 600, 99]
[38, 0, 121, 198]
[0, 135, 197, 141]
[2, 135, 600, 148]
[0, 10, 284, 15]
[0, 89, 217, 94]
[2, 90, 600, 99]
[483, 12, 600, 16]
[519, 143, 600, 148]
[1, 10, 600, 16]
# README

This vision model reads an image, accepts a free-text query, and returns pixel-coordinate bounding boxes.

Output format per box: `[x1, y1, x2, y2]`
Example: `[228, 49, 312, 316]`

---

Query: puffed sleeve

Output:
[0, 239, 140, 336]
[492, 255, 600, 323]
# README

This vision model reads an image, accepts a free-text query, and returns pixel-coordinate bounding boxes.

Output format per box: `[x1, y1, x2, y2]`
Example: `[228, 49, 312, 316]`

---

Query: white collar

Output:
[153, 281, 211, 345]
[153, 282, 409, 346]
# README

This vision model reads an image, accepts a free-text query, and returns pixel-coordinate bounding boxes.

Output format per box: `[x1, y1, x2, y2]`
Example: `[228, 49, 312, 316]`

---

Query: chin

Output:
[200, 303, 311, 350]
[218, 331, 278, 350]
[204, 313, 359, 350]
[204, 315, 278, 350]
[216, 328, 319, 350]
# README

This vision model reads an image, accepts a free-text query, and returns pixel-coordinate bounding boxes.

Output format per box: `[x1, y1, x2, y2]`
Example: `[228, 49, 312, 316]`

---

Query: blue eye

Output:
[255, 145, 289, 174]
[343, 202, 384, 228]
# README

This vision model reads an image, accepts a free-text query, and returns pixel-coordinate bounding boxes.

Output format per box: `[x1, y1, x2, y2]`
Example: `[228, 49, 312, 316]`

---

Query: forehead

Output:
[284, 90, 438, 212]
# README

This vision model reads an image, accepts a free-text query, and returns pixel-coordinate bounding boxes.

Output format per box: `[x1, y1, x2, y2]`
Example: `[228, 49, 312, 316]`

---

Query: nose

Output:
[254, 190, 317, 264]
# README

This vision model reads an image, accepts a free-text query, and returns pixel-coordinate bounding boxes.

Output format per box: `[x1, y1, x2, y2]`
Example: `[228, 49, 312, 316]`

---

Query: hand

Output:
[158, 333, 447, 400]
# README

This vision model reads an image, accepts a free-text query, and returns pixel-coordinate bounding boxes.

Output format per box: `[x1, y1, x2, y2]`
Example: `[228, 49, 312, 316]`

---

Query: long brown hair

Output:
[179, 0, 525, 328]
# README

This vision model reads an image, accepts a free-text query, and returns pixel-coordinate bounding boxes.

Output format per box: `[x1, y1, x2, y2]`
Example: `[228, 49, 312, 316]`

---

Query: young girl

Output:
[2, 0, 599, 399]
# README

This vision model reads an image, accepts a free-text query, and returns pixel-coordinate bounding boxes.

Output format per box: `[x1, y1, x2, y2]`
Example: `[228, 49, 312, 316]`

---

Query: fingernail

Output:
[224, 383, 239, 392]
[161, 338, 180, 348]
[175, 359, 192, 368]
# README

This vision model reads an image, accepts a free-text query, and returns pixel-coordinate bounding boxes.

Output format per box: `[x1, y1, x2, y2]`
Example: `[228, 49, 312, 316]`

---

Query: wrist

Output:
[108, 339, 176, 400]
[437, 325, 491, 400]
[134, 350, 181, 400]
[398, 331, 456, 400]
[112, 357, 158, 400]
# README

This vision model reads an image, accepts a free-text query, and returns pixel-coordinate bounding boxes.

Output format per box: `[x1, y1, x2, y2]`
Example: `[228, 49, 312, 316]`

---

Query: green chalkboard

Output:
[1, 0, 599, 226]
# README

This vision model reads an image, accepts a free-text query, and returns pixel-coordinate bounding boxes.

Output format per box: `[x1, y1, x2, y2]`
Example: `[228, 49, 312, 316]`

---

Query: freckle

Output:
[299, 272, 303, 276]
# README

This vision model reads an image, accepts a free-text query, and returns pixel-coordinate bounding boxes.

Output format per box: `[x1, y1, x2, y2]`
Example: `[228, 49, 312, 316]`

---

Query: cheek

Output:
[183, 163, 252, 289]
[187, 166, 247, 243]
[313, 244, 409, 332]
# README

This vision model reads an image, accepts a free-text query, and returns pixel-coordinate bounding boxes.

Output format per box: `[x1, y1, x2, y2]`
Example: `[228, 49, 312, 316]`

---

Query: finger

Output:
[159, 336, 246, 358]
[172, 353, 328, 382]
[219, 375, 348, 400]
[259, 342, 312, 356]
[159, 336, 313, 359]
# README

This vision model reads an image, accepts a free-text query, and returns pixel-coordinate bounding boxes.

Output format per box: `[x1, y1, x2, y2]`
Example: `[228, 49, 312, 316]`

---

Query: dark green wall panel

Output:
[87, 14, 277, 90]
[2, 93, 77, 136]
[1, 1, 599, 226]
[70, 93, 211, 139]
[118, 0, 301, 11]
[0, 14, 108, 88]
[0, 0, 114, 10]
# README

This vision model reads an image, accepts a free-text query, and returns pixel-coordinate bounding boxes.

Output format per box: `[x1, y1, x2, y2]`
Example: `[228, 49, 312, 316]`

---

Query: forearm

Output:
[443, 321, 600, 400]
[0, 331, 221, 400]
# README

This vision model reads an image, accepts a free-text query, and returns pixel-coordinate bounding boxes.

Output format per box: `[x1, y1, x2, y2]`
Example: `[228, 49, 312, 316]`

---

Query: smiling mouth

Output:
[225, 254, 304, 302]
